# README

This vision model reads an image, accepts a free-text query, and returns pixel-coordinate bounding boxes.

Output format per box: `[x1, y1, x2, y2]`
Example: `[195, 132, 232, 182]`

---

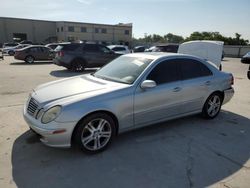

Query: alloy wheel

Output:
[26, 56, 34, 63]
[81, 118, 112, 151]
[207, 95, 221, 117]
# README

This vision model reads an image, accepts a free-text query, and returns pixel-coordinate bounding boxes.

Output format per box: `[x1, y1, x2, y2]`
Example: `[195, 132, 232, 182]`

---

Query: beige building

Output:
[0, 17, 132, 46]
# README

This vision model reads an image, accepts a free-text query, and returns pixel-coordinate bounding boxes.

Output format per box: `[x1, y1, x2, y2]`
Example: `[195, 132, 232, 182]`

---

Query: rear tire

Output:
[74, 113, 116, 154]
[25, 56, 34, 63]
[8, 51, 15, 56]
[71, 59, 85, 72]
[219, 64, 222, 71]
[202, 93, 222, 119]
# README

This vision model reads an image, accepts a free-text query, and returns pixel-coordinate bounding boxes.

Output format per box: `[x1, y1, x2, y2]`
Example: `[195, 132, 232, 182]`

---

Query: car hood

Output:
[32, 74, 127, 104]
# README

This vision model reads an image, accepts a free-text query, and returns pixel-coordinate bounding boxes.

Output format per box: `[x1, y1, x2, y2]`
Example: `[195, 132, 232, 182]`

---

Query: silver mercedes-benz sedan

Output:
[23, 53, 234, 153]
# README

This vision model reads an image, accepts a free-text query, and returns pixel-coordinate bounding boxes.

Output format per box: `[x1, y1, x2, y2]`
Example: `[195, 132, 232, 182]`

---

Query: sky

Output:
[0, 0, 249, 40]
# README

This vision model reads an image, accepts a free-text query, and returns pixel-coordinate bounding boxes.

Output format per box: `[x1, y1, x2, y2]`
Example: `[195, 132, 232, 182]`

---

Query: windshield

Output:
[93, 56, 153, 84]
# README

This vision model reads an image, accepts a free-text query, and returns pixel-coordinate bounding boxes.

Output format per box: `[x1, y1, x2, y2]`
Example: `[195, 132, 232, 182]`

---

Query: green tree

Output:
[164, 33, 184, 43]
[185, 32, 249, 45]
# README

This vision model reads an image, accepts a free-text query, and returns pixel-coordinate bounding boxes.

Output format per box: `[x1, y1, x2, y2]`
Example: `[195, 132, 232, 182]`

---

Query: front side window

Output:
[98, 45, 111, 53]
[147, 60, 180, 85]
[29, 47, 39, 52]
[93, 56, 153, 84]
[95, 28, 99, 33]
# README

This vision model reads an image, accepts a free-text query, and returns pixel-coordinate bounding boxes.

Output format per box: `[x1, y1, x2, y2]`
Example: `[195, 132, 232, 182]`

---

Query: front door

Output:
[134, 59, 182, 126]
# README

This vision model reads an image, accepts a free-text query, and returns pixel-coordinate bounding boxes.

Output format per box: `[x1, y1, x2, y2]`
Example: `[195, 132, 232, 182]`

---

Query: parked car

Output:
[19, 40, 33, 45]
[23, 52, 234, 153]
[3, 42, 19, 49]
[14, 45, 54, 63]
[107, 45, 130, 55]
[3, 44, 30, 56]
[241, 52, 250, 79]
[53, 43, 120, 72]
[45, 43, 59, 50]
[241, 52, 250, 64]
[132, 46, 146, 53]
[146, 44, 179, 53]
[0, 49, 3, 60]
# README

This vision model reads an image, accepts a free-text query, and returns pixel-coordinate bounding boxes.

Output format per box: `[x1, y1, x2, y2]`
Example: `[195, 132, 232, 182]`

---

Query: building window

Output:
[101, 28, 107, 34]
[57, 28, 59, 32]
[81, 27, 87, 33]
[68, 36, 75, 42]
[95, 28, 99, 33]
[61, 27, 63, 32]
[68, 26, 74, 32]
[125, 30, 129, 35]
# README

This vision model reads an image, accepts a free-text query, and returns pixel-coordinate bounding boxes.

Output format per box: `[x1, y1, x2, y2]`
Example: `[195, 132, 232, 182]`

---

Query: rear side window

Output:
[112, 47, 126, 51]
[83, 44, 99, 52]
[147, 60, 180, 85]
[180, 59, 212, 80]
[56, 44, 79, 51]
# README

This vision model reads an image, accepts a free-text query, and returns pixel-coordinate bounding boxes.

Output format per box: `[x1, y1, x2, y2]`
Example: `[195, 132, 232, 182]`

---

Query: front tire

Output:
[71, 59, 85, 72]
[25, 56, 34, 63]
[74, 113, 116, 154]
[202, 93, 222, 119]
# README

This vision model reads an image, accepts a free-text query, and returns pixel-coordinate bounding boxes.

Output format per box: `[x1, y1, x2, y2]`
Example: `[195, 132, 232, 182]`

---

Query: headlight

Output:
[41, 106, 61, 124]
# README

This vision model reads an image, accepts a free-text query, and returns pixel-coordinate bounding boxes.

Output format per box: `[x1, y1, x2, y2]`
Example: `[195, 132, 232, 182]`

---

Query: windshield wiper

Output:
[93, 74, 129, 84]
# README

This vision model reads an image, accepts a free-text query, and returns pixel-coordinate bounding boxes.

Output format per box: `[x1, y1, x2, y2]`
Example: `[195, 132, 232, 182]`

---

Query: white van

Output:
[178, 40, 224, 70]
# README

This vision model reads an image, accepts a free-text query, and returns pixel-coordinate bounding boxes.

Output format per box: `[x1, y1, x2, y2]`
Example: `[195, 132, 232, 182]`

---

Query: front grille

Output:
[27, 98, 39, 117]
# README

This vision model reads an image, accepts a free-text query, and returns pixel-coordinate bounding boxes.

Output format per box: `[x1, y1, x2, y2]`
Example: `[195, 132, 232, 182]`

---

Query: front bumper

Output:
[241, 57, 250, 64]
[23, 105, 77, 148]
[223, 87, 234, 105]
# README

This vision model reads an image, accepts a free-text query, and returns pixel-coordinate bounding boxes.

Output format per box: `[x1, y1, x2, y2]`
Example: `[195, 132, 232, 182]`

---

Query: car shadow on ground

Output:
[12, 110, 250, 188]
[50, 68, 98, 78]
[10, 61, 53, 65]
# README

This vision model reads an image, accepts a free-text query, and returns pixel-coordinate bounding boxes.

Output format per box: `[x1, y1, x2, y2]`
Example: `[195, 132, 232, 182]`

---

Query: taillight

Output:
[230, 74, 234, 85]
[58, 51, 64, 57]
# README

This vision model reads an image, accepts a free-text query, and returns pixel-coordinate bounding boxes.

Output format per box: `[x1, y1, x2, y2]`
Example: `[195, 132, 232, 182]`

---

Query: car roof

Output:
[124, 52, 199, 60]
[108, 45, 127, 48]
[156, 44, 179, 47]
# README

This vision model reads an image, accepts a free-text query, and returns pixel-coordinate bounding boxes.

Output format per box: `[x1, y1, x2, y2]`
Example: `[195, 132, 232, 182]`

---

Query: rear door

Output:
[179, 58, 213, 113]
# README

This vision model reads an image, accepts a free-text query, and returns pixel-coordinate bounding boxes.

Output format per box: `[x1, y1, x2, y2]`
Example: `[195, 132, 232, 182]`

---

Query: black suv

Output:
[53, 43, 119, 71]
[146, 44, 179, 53]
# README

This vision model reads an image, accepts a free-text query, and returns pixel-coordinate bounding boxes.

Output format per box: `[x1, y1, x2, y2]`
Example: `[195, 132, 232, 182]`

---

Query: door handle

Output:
[173, 87, 181, 92]
[205, 81, 211, 86]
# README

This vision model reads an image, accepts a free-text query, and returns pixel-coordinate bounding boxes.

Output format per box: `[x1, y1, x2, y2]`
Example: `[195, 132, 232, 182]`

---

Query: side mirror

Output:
[141, 80, 156, 89]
